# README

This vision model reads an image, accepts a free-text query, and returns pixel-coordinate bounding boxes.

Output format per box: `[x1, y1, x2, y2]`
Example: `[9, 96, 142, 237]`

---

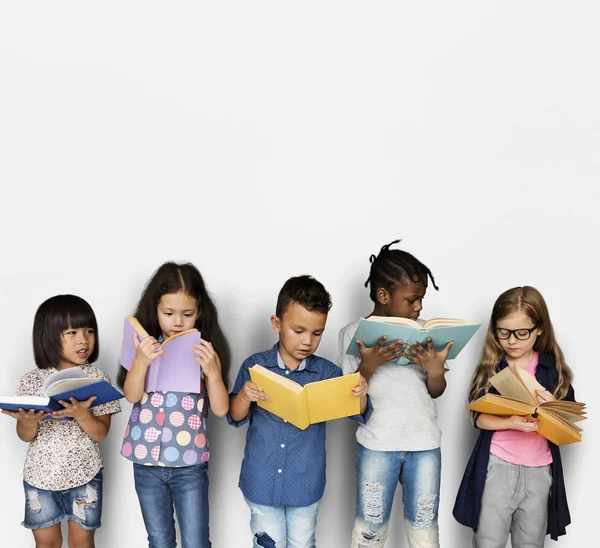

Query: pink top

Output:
[490, 352, 553, 466]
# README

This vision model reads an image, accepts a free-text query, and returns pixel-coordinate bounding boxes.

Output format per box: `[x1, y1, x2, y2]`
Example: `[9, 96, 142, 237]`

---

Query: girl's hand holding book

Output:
[133, 333, 163, 369]
[193, 339, 222, 380]
[51, 395, 97, 421]
[2, 408, 48, 422]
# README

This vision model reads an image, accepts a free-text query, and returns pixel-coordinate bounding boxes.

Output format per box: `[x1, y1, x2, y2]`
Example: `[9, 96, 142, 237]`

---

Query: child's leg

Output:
[285, 500, 320, 548]
[244, 497, 286, 548]
[350, 444, 402, 548]
[400, 448, 441, 548]
[509, 463, 552, 548]
[170, 463, 211, 548]
[62, 469, 103, 542]
[133, 463, 177, 548]
[473, 454, 519, 548]
[31, 524, 62, 548]
[66, 521, 96, 548]
[23, 480, 64, 548]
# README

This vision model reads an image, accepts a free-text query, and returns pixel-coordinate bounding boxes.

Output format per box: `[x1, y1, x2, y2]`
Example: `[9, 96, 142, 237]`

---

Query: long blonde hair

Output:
[469, 286, 573, 404]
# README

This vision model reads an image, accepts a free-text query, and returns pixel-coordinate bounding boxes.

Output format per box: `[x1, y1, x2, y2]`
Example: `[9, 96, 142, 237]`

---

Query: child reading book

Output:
[1, 294, 121, 547]
[116, 261, 230, 548]
[337, 240, 453, 548]
[453, 286, 579, 545]
[227, 275, 370, 548]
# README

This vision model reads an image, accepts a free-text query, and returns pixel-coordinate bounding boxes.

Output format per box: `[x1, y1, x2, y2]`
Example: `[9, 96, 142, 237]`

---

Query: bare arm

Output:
[229, 381, 270, 422]
[476, 413, 539, 433]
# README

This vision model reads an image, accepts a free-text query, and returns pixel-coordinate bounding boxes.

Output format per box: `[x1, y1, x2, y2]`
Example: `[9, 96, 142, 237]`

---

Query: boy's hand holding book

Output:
[241, 381, 271, 403]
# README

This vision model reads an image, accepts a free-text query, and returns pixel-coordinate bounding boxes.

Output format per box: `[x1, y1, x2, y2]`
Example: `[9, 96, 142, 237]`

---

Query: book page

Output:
[489, 367, 536, 406]
[469, 393, 534, 416]
[162, 328, 199, 346]
[43, 367, 86, 394]
[45, 378, 98, 397]
[422, 318, 477, 329]
[367, 316, 421, 329]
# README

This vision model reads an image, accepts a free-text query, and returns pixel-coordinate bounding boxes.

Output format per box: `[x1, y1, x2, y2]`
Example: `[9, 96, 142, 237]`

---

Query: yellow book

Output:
[468, 366, 586, 446]
[249, 364, 361, 430]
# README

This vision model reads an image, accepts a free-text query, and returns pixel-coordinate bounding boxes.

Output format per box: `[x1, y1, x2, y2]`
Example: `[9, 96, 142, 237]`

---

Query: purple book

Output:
[119, 317, 203, 394]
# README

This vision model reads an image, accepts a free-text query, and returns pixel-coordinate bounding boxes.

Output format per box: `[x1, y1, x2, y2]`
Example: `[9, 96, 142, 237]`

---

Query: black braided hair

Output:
[364, 239, 438, 302]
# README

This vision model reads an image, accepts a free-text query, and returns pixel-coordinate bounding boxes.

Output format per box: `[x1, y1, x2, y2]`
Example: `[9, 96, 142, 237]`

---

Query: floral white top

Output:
[15, 364, 122, 490]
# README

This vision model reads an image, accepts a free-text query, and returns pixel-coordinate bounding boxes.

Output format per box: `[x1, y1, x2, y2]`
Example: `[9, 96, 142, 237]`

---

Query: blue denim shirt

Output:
[227, 344, 372, 507]
[453, 353, 575, 540]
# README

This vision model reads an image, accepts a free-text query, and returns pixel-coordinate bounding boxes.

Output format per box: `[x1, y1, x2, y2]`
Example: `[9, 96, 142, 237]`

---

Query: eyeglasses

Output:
[495, 325, 539, 341]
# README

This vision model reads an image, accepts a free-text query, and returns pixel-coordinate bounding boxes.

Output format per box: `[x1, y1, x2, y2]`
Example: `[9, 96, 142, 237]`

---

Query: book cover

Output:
[346, 317, 481, 366]
[0, 372, 123, 414]
[119, 316, 203, 393]
[249, 364, 361, 430]
[468, 366, 587, 446]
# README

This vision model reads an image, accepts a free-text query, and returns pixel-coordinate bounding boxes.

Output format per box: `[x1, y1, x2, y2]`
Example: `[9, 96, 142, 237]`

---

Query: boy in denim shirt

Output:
[228, 275, 370, 548]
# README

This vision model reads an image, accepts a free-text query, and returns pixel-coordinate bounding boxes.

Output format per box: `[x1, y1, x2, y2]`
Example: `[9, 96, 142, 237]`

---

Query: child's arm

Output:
[476, 413, 539, 433]
[400, 338, 453, 398]
[50, 396, 113, 441]
[193, 339, 228, 417]
[2, 409, 47, 442]
[356, 336, 405, 382]
[229, 382, 270, 422]
[123, 332, 163, 403]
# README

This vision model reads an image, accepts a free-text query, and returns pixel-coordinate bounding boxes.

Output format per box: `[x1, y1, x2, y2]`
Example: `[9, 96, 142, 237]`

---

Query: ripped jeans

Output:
[244, 496, 320, 548]
[351, 445, 441, 548]
[22, 468, 103, 530]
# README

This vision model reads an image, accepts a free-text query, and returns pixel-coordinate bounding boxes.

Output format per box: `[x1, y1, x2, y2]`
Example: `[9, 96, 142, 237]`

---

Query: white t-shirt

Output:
[337, 318, 443, 451]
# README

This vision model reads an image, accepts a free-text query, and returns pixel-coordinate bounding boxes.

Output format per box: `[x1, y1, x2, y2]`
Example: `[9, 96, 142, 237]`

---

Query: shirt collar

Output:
[264, 343, 320, 372]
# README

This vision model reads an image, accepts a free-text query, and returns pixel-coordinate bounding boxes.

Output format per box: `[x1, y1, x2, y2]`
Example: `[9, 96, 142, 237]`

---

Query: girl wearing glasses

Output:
[453, 286, 577, 547]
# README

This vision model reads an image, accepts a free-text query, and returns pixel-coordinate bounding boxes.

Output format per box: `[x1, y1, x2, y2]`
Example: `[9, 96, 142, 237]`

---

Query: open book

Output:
[249, 364, 361, 430]
[346, 316, 481, 366]
[119, 316, 203, 394]
[0, 367, 123, 414]
[468, 366, 587, 446]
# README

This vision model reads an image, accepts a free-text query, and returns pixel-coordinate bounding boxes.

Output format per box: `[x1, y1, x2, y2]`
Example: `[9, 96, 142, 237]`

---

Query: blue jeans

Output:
[23, 469, 103, 530]
[244, 496, 320, 548]
[351, 444, 441, 548]
[133, 463, 210, 548]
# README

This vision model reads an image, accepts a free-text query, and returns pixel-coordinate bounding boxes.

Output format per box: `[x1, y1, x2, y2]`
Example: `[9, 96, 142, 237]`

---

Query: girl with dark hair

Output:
[2, 294, 121, 548]
[117, 261, 230, 548]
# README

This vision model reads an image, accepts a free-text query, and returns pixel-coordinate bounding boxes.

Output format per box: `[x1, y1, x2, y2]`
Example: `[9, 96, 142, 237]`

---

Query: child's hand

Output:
[193, 339, 222, 380]
[351, 375, 369, 398]
[51, 396, 96, 422]
[400, 338, 453, 375]
[133, 332, 163, 368]
[2, 408, 48, 422]
[357, 336, 404, 370]
[240, 381, 270, 403]
[507, 414, 539, 433]
[534, 388, 555, 404]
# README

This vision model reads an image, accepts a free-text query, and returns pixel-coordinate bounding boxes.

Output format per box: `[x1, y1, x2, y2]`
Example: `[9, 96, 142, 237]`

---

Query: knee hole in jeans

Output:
[361, 482, 384, 524]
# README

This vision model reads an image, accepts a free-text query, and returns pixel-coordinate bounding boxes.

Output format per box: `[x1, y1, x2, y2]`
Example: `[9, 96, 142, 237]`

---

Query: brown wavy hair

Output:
[469, 286, 572, 407]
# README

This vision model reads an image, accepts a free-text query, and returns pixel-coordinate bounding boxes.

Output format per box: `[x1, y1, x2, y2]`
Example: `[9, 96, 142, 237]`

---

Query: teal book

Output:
[346, 316, 482, 366]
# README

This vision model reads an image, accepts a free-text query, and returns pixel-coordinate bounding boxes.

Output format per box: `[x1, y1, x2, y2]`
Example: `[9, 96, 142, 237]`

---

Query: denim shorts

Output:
[22, 469, 103, 531]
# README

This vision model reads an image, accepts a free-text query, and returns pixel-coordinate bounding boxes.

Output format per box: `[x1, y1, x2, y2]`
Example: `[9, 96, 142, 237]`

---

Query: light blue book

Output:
[346, 316, 482, 366]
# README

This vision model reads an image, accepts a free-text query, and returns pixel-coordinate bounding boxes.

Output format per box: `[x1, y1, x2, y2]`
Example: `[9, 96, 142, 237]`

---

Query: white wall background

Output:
[1, 2, 598, 547]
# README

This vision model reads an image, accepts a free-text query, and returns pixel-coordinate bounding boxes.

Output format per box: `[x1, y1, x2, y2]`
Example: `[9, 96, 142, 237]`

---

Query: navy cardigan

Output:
[453, 353, 575, 541]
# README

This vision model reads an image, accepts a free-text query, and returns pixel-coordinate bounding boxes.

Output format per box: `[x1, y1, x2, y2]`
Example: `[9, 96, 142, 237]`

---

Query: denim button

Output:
[277, 469, 282, 473]
[285, 370, 290, 375]
[280, 444, 285, 448]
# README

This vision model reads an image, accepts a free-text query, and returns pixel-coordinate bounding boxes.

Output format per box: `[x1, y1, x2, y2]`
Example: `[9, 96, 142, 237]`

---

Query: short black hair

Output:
[365, 239, 438, 302]
[33, 294, 99, 369]
[275, 275, 332, 317]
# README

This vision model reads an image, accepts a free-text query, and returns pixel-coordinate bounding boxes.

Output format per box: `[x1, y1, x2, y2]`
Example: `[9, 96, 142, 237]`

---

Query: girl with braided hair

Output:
[337, 239, 453, 548]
